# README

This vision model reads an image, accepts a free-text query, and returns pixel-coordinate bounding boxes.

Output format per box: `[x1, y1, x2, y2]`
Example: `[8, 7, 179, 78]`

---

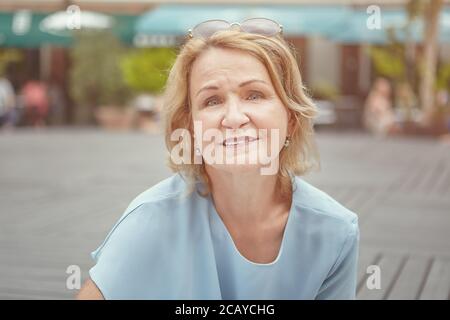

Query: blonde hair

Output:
[162, 29, 320, 200]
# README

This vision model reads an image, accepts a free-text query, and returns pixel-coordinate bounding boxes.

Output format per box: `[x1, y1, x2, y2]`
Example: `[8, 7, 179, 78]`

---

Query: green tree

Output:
[368, 44, 405, 82]
[120, 47, 176, 95]
[0, 49, 22, 77]
[69, 30, 131, 124]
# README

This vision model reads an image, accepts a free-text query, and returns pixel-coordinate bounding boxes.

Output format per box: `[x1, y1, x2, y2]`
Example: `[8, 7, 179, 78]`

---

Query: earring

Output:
[195, 147, 201, 155]
[284, 136, 290, 148]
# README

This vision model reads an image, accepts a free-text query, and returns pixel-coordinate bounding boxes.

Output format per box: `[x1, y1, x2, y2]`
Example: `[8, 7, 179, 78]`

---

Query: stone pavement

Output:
[0, 128, 449, 299]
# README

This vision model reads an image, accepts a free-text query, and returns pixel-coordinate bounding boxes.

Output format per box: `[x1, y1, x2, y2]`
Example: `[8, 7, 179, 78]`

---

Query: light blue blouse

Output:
[89, 173, 359, 300]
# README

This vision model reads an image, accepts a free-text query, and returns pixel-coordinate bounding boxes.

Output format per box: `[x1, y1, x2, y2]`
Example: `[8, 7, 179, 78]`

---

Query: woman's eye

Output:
[204, 97, 220, 107]
[203, 91, 264, 107]
[247, 92, 264, 101]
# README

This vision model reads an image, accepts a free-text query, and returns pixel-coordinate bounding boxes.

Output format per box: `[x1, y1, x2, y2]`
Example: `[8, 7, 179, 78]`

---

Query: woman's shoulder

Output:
[291, 177, 359, 275]
[123, 173, 190, 213]
[90, 173, 193, 262]
[102, 173, 194, 236]
[292, 176, 358, 228]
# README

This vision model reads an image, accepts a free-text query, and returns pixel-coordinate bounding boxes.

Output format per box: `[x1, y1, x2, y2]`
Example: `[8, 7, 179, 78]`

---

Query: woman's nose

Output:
[221, 99, 249, 129]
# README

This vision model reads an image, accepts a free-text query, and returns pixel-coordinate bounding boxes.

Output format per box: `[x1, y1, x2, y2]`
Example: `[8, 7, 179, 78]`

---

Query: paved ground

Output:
[0, 128, 449, 299]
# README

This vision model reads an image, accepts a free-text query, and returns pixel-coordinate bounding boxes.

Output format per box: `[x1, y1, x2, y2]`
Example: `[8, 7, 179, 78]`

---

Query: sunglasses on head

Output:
[187, 17, 283, 39]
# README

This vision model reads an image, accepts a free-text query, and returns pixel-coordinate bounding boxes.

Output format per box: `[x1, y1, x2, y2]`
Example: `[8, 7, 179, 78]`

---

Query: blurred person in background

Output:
[21, 79, 49, 128]
[0, 75, 16, 130]
[363, 77, 400, 136]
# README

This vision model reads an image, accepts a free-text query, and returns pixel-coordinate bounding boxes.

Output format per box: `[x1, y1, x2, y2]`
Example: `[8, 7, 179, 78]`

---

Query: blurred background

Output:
[0, 0, 449, 300]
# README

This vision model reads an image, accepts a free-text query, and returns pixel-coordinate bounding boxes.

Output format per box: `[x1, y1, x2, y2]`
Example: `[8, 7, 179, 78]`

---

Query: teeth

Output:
[223, 136, 257, 146]
[224, 141, 240, 146]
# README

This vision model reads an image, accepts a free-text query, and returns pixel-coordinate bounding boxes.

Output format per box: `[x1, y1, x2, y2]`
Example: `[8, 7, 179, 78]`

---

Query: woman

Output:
[21, 79, 49, 128]
[363, 77, 397, 136]
[77, 18, 359, 300]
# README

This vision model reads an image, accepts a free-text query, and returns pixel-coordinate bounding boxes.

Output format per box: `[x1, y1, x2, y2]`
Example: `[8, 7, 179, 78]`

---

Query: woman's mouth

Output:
[222, 136, 259, 147]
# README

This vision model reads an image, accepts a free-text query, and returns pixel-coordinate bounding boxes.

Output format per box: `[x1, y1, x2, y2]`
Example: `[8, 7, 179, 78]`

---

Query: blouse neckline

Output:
[207, 175, 298, 267]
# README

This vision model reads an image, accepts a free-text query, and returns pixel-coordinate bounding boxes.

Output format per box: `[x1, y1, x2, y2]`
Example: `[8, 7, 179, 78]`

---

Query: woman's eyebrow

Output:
[239, 79, 268, 87]
[195, 79, 268, 97]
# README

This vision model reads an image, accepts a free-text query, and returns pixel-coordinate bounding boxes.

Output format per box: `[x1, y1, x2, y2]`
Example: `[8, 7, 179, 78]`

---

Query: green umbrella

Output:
[0, 10, 69, 47]
[0, 10, 137, 48]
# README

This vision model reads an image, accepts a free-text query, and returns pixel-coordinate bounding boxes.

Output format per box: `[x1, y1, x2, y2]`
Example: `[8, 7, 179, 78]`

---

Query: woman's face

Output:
[189, 47, 291, 175]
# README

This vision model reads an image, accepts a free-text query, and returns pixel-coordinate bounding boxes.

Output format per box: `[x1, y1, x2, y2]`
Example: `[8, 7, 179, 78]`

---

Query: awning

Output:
[326, 8, 450, 44]
[0, 10, 137, 48]
[134, 4, 450, 44]
[0, 11, 69, 47]
[134, 4, 349, 37]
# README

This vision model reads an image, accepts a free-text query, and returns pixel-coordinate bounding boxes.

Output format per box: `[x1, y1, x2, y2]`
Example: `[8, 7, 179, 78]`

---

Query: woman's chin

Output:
[207, 162, 263, 174]
[201, 142, 279, 174]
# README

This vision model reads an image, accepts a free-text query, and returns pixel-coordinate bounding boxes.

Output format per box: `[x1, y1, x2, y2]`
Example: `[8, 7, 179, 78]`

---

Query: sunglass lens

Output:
[241, 18, 280, 36]
[192, 20, 231, 38]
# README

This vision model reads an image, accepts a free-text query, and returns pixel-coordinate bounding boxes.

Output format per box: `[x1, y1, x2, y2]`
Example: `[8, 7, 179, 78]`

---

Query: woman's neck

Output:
[205, 166, 291, 225]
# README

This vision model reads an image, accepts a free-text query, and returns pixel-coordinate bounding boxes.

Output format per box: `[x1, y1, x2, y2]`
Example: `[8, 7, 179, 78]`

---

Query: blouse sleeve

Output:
[88, 203, 158, 299]
[315, 218, 360, 300]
